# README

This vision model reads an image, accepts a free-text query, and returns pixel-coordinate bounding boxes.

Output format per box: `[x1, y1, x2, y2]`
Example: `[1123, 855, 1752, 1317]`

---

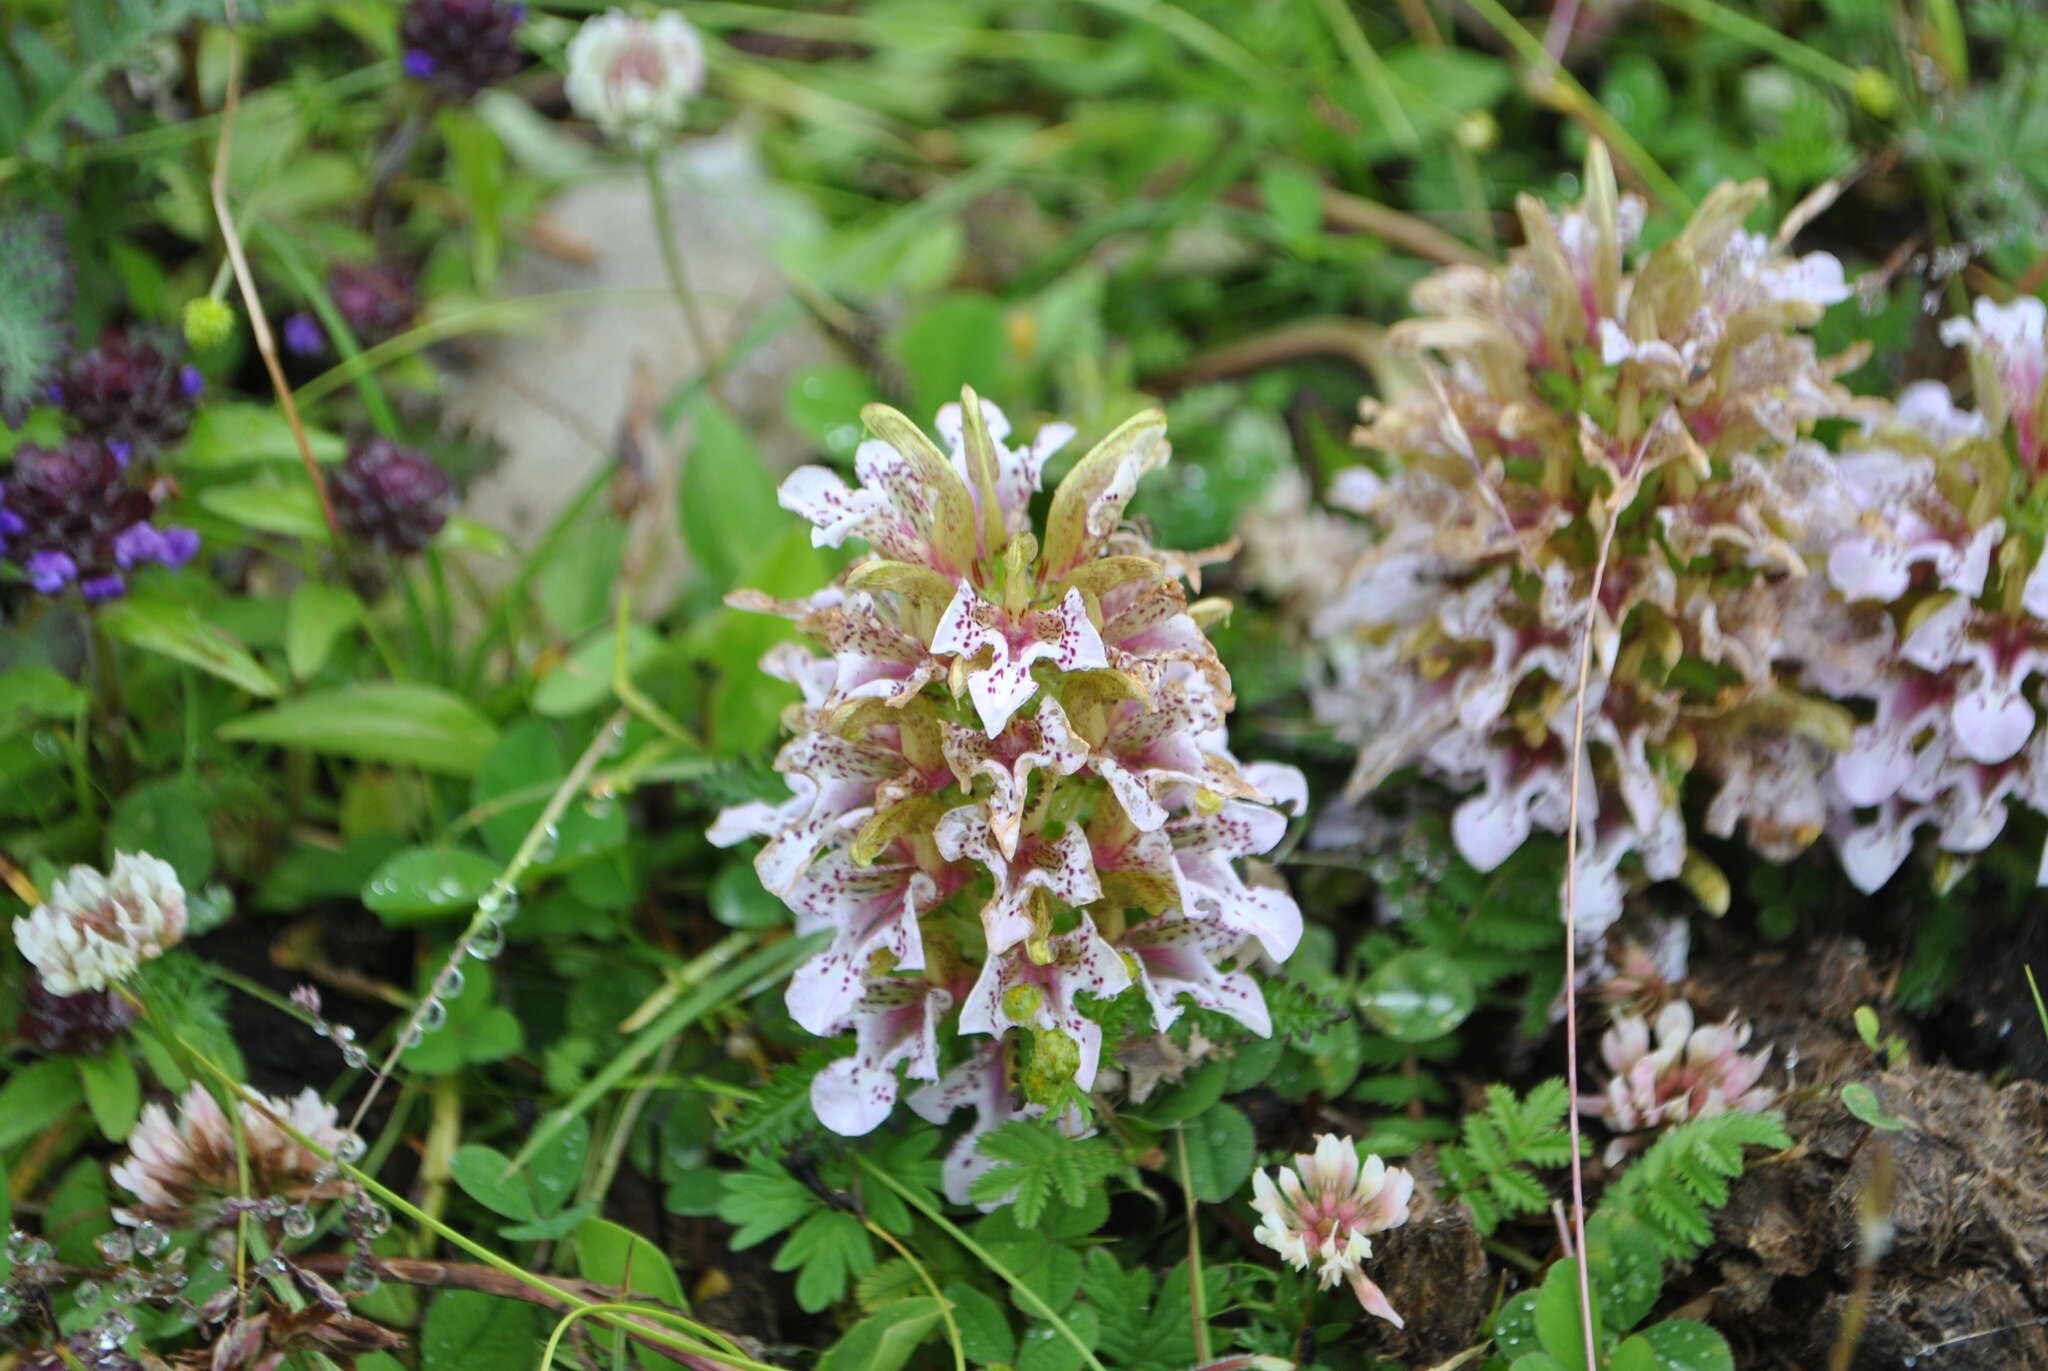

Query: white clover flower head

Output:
[111, 1084, 358, 1221]
[1250, 1134, 1413, 1327]
[12, 852, 187, 995]
[565, 8, 706, 149]
[712, 388, 1307, 1164]
[1584, 1000, 1775, 1164]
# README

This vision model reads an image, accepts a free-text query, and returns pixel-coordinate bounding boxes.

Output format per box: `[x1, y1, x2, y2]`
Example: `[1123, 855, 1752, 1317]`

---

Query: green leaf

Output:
[1642, 1318, 1735, 1371]
[76, 1049, 140, 1141]
[970, 1121, 1123, 1223]
[451, 1114, 587, 1221]
[773, 1207, 875, 1312]
[199, 480, 334, 542]
[1839, 1082, 1905, 1131]
[172, 402, 345, 468]
[100, 597, 281, 698]
[46, 1157, 111, 1268]
[1258, 161, 1325, 243]
[470, 719, 626, 865]
[436, 514, 515, 557]
[1357, 950, 1476, 1042]
[818, 1297, 945, 1371]
[419, 1290, 541, 1371]
[285, 581, 364, 681]
[107, 777, 216, 888]
[944, 1283, 1014, 1366]
[401, 962, 524, 1075]
[887, 292, 1017, 421]
[785, 364, 879, 460]
[0, 1058, 86, 1149]
[220, 683, 499, 775]
[1533, 1260, 1602, 1371]
[362, 846, 502, 923]
[1178, 1103, 1255, 1203]
[710, 859, 789, 929]
[0, 666, 86, 733]
[532, 623, 658, 718]
[680, 396, 785, 593]
[575, 1215, 688, 1309]
[1017, 1306, 1098, 1371]
[716, 1159, 821, 1249]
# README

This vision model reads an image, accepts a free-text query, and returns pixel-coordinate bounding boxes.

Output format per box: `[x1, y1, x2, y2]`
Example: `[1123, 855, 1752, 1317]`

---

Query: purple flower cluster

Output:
[56, 329, 200, 457]
[1, 438, 196, 604]
[331, 437, 454, 555]
[399, 0, 528, 95]
[325, 262, 418, 347]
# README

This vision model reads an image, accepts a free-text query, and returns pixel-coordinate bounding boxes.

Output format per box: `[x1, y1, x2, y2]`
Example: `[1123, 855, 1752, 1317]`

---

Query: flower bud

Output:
[181, 298, 235, 351]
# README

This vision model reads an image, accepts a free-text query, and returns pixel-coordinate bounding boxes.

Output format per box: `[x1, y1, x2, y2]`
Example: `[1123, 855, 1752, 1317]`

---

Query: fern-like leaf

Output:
[1438, 1077, 1572, 1235]
[0, 206, 71, 423]
[1, 0, 232, 161]
[1592, 1112, 1792, 1264]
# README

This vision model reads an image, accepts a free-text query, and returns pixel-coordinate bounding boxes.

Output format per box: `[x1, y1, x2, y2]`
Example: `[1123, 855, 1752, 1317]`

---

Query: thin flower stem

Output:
[1459, 0, 1692, 215]
[346, 706, 630, 1138]
[208, 1, 342, 546]
[1314, 0, 1420, 154]
[1174, 1125, 1213, 1364]
[865, 1218, 967, 1371]
[1558, 411, 1660, 1371]
[856, 1156, 1112, 1371]
[643, 148, 729, 408]
[1653, 0, 1863, 94]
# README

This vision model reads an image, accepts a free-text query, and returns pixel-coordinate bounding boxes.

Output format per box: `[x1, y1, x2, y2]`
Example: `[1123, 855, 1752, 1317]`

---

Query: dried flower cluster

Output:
[13, 853, 186, 996]
[1252, 146, 1886, 936]
[713, 391, 1305, 1196]
[1583, 1000, 1775, 1164]
[566, 9, 706, 149]
[1250, 1133, 1414, 1327]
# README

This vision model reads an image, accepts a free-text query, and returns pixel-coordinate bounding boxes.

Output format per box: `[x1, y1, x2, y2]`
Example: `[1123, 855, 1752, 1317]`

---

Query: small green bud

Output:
[1453, 109, 1499, 154]
[1020, 1028, 1081, 1106]
[1002, 983, 1045, 1024]
[1852, 67, 1897, 120]
[183, 297, 236, 351]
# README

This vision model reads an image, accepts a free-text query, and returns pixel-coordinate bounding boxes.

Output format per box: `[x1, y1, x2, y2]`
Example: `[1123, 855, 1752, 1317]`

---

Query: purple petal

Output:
[157, 527, 200, 568]
[80, 574, 126, 603]
[113, 522, 166, 570]
[25, 550, 76, 593]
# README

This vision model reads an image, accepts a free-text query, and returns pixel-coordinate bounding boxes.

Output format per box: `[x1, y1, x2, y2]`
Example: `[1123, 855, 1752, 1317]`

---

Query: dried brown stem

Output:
[297, 1255, 766, 1370]
[208, 1, 342, 544]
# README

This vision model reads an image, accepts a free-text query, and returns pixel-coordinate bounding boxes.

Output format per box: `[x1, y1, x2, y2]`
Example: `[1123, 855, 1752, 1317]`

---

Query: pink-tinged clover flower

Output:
[715, 389, 1307, 1162]
[111, 1084, 358, 1223]
[1250, 1134, 1415, 1327]
[1583, 1000, 1775, 1164]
